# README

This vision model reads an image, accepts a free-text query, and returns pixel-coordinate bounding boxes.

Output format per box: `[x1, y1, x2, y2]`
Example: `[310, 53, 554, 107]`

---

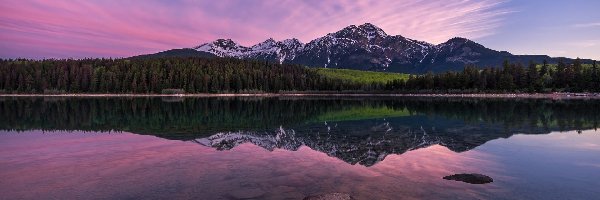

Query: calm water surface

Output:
[1, 97, 599, 199]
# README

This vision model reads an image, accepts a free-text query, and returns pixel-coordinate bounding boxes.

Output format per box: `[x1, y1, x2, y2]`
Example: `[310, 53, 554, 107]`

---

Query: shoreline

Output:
[1, 93, 599, 99]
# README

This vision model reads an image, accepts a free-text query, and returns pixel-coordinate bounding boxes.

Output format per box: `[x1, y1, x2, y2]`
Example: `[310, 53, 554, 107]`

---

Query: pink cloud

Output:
[0, 0, 511, 58]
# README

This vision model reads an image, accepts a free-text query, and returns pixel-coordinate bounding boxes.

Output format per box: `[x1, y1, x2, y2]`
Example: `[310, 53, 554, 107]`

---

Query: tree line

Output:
[389, 59, 600, 93]
[0, 57, 363, 93]
[0, 57, 598, 93]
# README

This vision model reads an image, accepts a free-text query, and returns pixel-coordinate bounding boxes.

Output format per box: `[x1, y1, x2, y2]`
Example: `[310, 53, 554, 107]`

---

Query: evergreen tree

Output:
[527, 61, 540, 92]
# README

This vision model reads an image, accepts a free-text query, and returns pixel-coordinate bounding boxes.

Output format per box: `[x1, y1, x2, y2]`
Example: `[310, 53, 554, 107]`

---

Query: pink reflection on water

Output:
[0, 131, 505, 199]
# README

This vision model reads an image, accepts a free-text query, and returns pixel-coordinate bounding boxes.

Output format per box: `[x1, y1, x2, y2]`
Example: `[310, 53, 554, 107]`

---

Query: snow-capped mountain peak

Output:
[358, 23, 388, 38]
[194, 39, 249, 57]
[332, 23, 388, 41]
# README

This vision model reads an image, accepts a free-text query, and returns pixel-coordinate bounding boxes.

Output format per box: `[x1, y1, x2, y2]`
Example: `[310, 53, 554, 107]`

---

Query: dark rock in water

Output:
[443, 173, 493, 184]
[304, 193, 354, 200]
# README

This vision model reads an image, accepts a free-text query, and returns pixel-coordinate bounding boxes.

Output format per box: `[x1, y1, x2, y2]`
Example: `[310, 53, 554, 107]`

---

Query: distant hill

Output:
[131, 48, 215, 59]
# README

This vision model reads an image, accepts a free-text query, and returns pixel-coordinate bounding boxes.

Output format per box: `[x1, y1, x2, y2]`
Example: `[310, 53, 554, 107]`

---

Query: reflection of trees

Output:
[0, 97, 598, 140]
[394, 98, 600, 132]
[0, 97, 369, 139]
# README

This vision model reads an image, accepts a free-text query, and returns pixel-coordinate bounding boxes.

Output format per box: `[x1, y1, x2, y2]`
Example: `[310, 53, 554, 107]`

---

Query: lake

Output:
[1, 97, 599, 199]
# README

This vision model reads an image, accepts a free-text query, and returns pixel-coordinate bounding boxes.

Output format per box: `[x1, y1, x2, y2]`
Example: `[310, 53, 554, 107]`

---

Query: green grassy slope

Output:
[313, 68, 409, 84]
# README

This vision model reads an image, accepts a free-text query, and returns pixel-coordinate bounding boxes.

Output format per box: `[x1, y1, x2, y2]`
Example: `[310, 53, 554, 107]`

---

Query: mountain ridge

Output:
[137, 23, 595, 73]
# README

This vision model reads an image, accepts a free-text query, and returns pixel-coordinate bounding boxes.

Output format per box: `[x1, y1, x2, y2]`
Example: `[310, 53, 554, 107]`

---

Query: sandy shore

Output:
[1, 93, 599, 99]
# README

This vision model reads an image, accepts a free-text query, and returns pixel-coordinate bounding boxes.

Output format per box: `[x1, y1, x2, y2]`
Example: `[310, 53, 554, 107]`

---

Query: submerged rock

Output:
[304, 193, 354, 200]
[443, 173, 493, 184]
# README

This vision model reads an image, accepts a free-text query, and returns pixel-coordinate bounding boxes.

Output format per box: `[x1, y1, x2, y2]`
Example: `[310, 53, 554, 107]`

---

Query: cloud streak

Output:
[0, 0, 512, 58]
[568, 40, 600, 48]
[574, 22, 600, 28]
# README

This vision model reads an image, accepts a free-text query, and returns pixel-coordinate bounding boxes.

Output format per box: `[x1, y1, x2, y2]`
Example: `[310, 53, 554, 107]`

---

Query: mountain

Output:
[137, 23, 594, 73]
[194, 38, 303, 63]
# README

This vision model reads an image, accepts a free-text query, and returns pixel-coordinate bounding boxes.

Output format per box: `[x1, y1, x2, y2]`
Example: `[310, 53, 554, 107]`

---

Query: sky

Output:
[0, 0, 598, 60]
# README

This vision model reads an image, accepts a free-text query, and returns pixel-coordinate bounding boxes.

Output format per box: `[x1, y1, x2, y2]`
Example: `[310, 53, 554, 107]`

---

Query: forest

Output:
[391, 60, 600, 93]
[0, 57, 598, 93]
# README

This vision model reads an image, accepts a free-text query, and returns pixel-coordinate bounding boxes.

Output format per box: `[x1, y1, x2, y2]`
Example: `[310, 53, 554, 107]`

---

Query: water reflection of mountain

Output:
[1, 97, 599, 166]
[193, 115, 590, 167]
